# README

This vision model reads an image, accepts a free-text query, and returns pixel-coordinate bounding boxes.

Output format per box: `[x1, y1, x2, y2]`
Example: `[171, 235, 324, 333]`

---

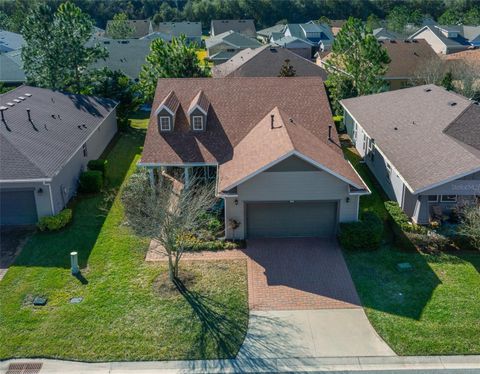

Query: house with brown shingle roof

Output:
[341, 84, 480, 224]
[140, 77, 369, 239]
[318, 39, 440, 91]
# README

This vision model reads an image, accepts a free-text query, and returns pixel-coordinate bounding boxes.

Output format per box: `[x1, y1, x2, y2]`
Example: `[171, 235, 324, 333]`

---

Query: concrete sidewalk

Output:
[238, 309, 395, 358]
[1, 356, 480, 373]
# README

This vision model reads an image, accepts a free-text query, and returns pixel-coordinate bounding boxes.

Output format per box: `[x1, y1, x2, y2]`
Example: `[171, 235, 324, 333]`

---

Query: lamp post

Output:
[70, 252, 79, 275]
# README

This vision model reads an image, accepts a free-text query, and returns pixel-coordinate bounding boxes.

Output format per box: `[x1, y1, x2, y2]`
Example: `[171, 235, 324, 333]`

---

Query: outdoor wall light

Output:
[37, 188, 43, 194]
[234, 199, 238, 206]
[346, 197, 350, 203]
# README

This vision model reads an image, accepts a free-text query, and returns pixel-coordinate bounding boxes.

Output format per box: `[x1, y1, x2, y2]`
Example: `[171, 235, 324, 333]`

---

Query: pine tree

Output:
[325, 17, 390, 114]
[278, 59, 296, 77]
[139, 36, 210, 101]
[21, 2, 106, 92]
[107, 12, 135, 39]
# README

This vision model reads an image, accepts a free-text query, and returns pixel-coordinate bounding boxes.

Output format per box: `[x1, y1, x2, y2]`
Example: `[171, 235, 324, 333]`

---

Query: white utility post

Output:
[70, 251, 79, 275]
[148, 168, 155, 186]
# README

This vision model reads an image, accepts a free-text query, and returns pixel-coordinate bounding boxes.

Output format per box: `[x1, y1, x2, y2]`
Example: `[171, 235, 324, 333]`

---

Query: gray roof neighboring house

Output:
[153, 21, 202, 41]
[105, 19, 152, 38]
[0, 50, 25, 83]
[271, 35, 315, 48]
[212, 45, 328, 79]
[140, 31, 172, 42]
[87, 37, 151, 80]
[341, 84, 480, 193]
[211, 19, 256, 37]
[206, 30, 262, 50]
[0, 85, 117, 181]
[373, 28, 401, 41]
[257, 24, 286, 39]
[409, 25, 480, 53]
[0, 30, 24, 53]
[284, 23, 334, 48]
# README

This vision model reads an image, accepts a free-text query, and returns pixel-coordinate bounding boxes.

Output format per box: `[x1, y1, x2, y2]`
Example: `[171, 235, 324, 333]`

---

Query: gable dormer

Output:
[187, 90, 210, 132]
[155, 91, 180, 132]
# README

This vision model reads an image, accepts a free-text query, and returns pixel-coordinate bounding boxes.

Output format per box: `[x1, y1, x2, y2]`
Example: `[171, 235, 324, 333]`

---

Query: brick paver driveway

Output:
[244, 237, 361, 310]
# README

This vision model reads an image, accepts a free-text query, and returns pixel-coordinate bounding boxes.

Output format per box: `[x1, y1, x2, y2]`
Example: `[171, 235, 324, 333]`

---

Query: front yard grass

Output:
[343, 144, 480, 355]
[0, 113, 248, 361]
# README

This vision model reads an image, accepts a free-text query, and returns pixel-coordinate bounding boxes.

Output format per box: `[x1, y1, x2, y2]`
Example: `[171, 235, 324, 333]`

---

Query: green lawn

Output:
[0, 113, 248, 361]
[343, 145, 480, 355]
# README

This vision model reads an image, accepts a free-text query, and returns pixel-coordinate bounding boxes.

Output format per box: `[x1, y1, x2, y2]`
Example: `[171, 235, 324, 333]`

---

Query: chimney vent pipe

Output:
[27, 108, 31, 121]
[271, 114, 274, 129]
[328, 125, 332, 141]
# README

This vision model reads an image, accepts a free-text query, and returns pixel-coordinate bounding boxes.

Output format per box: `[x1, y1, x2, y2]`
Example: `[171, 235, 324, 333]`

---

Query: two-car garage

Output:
[246, 201, 338, 238]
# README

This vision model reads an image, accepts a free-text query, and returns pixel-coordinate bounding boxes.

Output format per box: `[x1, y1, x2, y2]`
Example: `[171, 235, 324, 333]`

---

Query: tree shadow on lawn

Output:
[174, 278, 248, 360]
[13, 127, 145, 269]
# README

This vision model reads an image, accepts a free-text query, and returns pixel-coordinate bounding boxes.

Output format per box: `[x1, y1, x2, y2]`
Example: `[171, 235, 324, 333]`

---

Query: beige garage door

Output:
[246, 201, 337, 238]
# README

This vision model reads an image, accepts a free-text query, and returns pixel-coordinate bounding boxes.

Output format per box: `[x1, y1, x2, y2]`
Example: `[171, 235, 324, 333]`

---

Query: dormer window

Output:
[188, 90, 210, 132]
[159, 116, 171, 131]
[192, 116, 204, 131]
[155, 91, 180, 132]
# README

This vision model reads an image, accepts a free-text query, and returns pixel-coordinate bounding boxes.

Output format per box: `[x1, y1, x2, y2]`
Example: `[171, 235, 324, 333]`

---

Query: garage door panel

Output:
[247, 201, 337, 238]
[0, 190, 38, 225]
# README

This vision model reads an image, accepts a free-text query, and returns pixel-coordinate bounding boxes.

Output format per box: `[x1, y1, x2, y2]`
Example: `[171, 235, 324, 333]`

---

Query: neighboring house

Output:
[212, 45, 328, 80]
[105, 19, 153, 39]
[0, 30, 24, 53]
[270, 34, 316, 59]
[317, 39, 440, 91]
[0, 50, 25, 84]
[210, 19, 256, 37]
[379, 39, 440, 90]
[139, 31, 172, 42]
[373, 27, 401, 41]
[409, 25, 480, 54]
[256, 24, 286, 43]
[443, 48, 480, 66]
[0, 30, 26, 84]
[341, 84, 480, 225]
[205, 31, 262, 64]
[283, 23, 334, 52]
[139, 77, 369, 239]
[87, 37, 151, 80]
[152, 21, 202, 45]
[0, 86, 117, 226]
[330, 20, 346, 36]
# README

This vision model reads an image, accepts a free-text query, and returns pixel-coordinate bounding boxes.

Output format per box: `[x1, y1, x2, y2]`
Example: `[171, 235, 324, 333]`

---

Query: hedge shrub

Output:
[384, 201, 421, 250]
[37, 209, 73, 231]
[88, 159, 108, 174]
[79, 170, 103, 193]
[338, 212, 383, 250]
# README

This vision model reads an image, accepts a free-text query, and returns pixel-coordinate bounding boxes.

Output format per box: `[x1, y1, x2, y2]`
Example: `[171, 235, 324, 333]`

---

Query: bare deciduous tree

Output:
[121, 170, 217, 281]
[412, 57, 480, 100]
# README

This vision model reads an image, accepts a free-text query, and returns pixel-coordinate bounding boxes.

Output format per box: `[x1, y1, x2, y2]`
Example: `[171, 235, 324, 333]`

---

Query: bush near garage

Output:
[37, 209, 73, 231]
[339, 212, 383, 250]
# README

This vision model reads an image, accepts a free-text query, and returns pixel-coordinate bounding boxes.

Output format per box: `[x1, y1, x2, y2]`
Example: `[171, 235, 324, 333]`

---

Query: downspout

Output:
[43, 180, 55, 215]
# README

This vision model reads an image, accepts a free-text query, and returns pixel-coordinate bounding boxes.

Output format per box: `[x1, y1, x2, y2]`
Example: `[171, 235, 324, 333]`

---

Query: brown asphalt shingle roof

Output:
[212, 45, 328, 79]
[218, 107, 365, 191]
[341, 84, 480, 193]
[141, 77, 365, 189]
[188, 90, 210, 114]
[158, 91, 180, 114]
[380, 39, 440, 78]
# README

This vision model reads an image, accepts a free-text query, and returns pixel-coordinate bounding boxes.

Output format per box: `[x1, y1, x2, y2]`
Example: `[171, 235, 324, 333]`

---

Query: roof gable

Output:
[217, 107, 366, 192]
